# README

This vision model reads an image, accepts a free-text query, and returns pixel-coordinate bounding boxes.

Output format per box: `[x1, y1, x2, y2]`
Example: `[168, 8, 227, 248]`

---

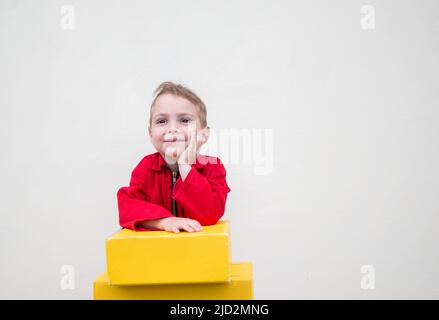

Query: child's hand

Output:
[177, 123, 198, 165]
[157, 217, 203, 233]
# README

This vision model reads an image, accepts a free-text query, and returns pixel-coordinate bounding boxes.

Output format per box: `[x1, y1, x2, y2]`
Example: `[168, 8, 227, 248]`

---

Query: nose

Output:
[167, 119, 180, 133]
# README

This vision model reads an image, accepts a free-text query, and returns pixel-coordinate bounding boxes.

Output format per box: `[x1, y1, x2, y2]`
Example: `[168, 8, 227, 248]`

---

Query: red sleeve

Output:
[117, 158, 173, 231]
[172, 159, 231, 226]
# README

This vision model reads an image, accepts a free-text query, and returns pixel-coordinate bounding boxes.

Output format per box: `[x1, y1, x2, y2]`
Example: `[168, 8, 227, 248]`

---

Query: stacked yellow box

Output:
[93, 220, 254, 299]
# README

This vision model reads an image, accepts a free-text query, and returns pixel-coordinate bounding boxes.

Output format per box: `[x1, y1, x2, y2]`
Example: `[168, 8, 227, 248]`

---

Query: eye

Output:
[181, 118, 191, 124]
[155, 119, 166, 124]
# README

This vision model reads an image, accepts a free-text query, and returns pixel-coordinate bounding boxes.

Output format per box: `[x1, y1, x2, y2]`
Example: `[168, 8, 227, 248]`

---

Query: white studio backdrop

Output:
[0, 0, 438, 299]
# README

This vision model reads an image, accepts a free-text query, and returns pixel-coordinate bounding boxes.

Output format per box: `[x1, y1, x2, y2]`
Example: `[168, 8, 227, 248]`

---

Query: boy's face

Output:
[148, 93, 209, 161]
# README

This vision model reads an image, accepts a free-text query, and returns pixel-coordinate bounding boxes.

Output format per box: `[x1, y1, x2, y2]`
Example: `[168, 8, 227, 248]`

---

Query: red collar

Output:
[151, 152, 205, 171]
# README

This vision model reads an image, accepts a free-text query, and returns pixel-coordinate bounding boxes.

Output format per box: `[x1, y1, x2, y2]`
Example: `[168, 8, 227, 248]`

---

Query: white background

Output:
[1, 0, 438, 299]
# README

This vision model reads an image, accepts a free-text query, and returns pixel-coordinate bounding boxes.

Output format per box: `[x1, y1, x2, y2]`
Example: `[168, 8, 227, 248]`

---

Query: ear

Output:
[148, 126, 152, 138]
[198, 126, 210, 144]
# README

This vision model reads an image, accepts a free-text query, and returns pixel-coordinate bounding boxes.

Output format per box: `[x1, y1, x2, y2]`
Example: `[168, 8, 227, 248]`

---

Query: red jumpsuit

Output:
[117, 152, 231, 231]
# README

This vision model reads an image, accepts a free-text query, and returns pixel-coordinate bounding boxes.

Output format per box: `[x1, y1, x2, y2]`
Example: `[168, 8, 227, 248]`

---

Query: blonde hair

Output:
[149, 81, 208, 128]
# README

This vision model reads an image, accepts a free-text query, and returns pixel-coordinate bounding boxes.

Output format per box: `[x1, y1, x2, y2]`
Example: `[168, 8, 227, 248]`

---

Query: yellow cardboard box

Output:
[94, 262, 253, 300]
[106, 220, 231, 285]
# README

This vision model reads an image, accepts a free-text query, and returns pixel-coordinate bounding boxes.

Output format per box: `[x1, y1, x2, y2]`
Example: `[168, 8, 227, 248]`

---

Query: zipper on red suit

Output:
[171, 171, 178, 216]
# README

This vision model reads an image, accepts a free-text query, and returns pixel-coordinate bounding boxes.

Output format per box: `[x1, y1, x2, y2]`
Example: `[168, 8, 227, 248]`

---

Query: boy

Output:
[117, 82, 231, 233]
